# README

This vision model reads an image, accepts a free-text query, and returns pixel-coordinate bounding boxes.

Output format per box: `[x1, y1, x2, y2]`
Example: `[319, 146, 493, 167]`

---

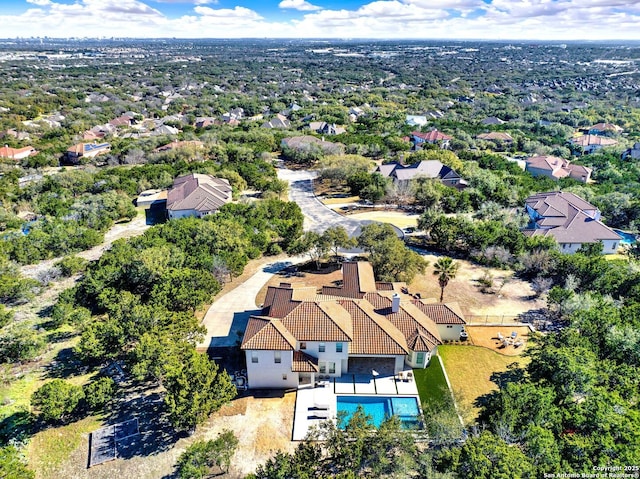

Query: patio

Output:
[292, 370, 419, 440]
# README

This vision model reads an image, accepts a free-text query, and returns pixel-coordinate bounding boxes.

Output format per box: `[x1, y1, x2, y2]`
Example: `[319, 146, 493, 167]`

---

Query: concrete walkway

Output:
[197, 257, 305, 350]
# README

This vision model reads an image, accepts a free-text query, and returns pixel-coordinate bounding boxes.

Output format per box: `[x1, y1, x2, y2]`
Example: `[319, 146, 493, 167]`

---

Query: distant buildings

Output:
[588, 123, 623, 135]
[405, 115, 428, 127]
[476, 132, 513, 143]
[376, 160, 467, 189]
[0, 145, 37, 161]
[154, 140, 204, 153]
[523, 191, 620, 254]
[66, 142, 111, 162]
[308, 122, 346, 135]
[525, 155, 592, 183]
[166, 173, 232, 220]
[262, 114, 291, 129]
[411, 130, 452, 150]
[622, 142, 640, 160]
[570, 134, 618, 155]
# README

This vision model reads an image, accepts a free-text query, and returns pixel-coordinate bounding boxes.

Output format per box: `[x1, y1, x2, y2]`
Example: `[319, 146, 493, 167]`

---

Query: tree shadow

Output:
[43, 347, 92, 380]
[103, 384, 178, 461]
[490, 362, 526, 390]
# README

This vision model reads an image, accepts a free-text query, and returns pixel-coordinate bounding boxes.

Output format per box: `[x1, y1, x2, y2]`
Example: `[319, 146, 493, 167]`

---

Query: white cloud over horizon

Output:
[2, 0, 640, 40]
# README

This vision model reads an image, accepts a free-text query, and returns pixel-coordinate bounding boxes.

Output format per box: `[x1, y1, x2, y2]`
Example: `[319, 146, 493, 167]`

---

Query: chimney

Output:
[392, 293, 400, 313]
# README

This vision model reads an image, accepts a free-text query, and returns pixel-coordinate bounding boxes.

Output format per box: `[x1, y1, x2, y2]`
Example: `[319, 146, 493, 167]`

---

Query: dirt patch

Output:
[409, 255, 544, 320]
[466, 326, 531, 356]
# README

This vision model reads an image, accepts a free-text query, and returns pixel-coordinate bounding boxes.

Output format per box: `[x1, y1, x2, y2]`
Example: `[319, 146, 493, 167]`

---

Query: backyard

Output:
[439, 345, 530, 423]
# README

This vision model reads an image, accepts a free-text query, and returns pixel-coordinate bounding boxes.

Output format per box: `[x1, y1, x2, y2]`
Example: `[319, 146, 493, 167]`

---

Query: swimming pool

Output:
[336, 396, 421, 429]
[614, 229, 637, 245]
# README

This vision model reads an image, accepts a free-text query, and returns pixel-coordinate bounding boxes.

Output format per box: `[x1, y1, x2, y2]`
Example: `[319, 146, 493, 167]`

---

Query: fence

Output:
[465, 314, 521, 325]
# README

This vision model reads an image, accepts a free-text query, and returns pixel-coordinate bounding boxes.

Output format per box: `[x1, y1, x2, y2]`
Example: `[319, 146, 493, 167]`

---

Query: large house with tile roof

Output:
[525, 155, 592, 183]
[0, 145, 37, 161]
[411, 130, 452, 149]
[523, 191, 621, 254]
[570, 134, 618, 155]
[241, 262, 466, 389]
[166, 173, 232, 219]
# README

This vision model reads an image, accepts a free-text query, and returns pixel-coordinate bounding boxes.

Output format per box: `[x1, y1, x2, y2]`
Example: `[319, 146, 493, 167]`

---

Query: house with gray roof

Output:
[523, 191, 621, 254]
[375, 160, 467, 189]
[166, 173, 232, 220]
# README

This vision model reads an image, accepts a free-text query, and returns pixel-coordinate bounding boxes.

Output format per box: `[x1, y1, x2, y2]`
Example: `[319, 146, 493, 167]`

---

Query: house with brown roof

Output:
[241, 262, 466, 389]
[570, 135, 618, 155]
[411, 130, 452, 149]
[588, 123, 623, 135]
[0, 145, 37, 161]
[477, 132, 513, 144]
[154, 140, 204, 153]
[65, 142, 111, 163]
[525, 155, 592, 183]
[166, 173, 232, 219]
[523, 191, 621, 254]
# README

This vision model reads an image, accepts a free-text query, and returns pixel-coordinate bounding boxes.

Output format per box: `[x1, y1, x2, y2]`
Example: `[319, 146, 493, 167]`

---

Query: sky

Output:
[1, 0, 639, 41]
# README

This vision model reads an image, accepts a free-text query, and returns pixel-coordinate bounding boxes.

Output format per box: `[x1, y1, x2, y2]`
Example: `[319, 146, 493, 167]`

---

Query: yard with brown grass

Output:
[439, 345, 530, 424]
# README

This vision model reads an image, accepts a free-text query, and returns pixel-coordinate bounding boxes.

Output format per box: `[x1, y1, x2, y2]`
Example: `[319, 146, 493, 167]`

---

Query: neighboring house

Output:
[622, 142, 640, 160]
[523, 191, 621, 254]
[375, 160, 467, 189]
[308, 122, 346, 135]
[571, 135, 618, 155]
[476, 132, 513, 143]
[281, 135, 344, 156]
[481, 116, 505, 125]
[166, 173, 232, 219]
[587, 123, 623, 135]
[194, 117, 217, 129]
[411, 130, 452, 149]
[66, 142, 111, 162]
[82, 130, 106, 141]
[154, 140, 204, 153]
[262, 114, 291, 129]
[525, 155, 592, 183]
[151, 125, 180, 136]
[241, 262, 466, 389]
[0, 145, 37, 161]
[405, 115, 428, 127]
[108, 114, 135, 128]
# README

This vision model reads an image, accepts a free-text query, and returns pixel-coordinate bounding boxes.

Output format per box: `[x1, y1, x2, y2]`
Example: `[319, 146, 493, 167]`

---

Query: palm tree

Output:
[433, 257, 459, 302]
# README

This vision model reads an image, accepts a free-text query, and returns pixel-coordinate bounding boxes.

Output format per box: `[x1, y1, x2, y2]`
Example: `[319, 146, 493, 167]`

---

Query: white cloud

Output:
[279, 0, 322, 11]
[2, 0, 640, 40]
[153, 0, 217, 4]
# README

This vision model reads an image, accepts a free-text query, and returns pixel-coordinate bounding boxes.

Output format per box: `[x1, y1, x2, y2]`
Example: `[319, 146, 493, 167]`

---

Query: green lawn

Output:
[414, 356, 452, 410]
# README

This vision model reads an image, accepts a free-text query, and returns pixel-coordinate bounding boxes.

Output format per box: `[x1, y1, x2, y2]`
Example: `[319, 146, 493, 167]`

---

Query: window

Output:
[319, 343, 326, 353]
[251, 352, 258, 364]
[300, 342, 307, 350]
[446, 325, 453, 329]
[274, 351, 281, 364]
[416, 352, 425, 365]
[328, 362, 336, 374]
[319, 362, 326, 374]
[282, 374, 287, 381]
[336, 343, 343, 353]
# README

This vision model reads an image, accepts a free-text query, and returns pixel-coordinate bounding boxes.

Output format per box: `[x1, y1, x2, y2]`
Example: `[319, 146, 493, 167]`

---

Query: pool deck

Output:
[292, 372, 419, 440]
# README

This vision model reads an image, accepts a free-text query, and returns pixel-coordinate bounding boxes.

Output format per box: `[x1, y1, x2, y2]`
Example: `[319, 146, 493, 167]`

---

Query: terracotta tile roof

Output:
[571, 135, 618, 147]
[321, 262, 376, 298]
[375, 282, 395, 291]
[241, 317, 296, 350]
[477, 132, 513, 141]
[281, 301, 352, 342]
[292, 351, 319, 372]
[0, 145, 36, 160]
[407, 330, 437, 352]
[338, 300, 408, 355]
[411, 301, 467, 325]
[412, 130, 452, 142]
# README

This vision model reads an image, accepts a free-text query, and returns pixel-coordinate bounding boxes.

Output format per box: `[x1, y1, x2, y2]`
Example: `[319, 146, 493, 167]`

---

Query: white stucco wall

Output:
[405, 350, 433, 369]
[168, 209, 197, 220]
[245, 350, 298, 389]
[559, 240, 619, 255]
[437, 324, 465, 341]
[299, 341, 349, 377]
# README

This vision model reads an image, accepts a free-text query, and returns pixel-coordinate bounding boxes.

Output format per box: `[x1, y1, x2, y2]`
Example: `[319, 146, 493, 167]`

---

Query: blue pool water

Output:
[614, 229, 637, 245]
[336, 396, 421, 429]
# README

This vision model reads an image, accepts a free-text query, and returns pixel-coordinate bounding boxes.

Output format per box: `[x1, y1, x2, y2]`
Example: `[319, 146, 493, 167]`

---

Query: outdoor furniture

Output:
[406, 371, 413, 382]
[497, 332, 504, 340]
[511, 331, 518, 339]
[514, 340, 524, 348]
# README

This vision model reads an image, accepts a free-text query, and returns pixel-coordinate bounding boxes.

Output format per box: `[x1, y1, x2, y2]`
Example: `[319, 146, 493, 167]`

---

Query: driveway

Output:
[277, 168, 372, 237]
[197, 257, 306, 350]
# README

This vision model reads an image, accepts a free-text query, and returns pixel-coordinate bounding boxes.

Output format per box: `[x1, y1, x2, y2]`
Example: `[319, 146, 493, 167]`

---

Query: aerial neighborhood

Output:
[0, 38, 638, 479]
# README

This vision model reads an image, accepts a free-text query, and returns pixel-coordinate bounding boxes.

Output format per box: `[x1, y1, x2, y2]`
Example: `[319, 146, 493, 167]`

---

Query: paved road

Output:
[197, 257, 306, 350]
[277, 168, 372, 237]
